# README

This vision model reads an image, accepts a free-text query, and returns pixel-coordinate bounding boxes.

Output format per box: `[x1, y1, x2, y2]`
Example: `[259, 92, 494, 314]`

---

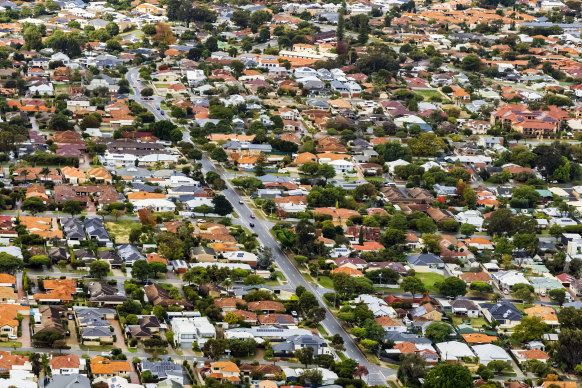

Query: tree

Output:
[28, 255, 50, 268]
[210, 147, 227, 162]
[90, 260, 110, 279]
[131, 260, 151, 283]
[212, 195, 233, 216]
[202, 338, 226, 361]
[436, 277, 467, 298]
[397, 353, 425, 388]
[255, 152, 267, 176]
[549, 288, 567, 306]
[487, 360, 510, 374]
[0, 253, 24, 274]
[401, 276, 426, 300]
[22, 197, 46, 215]
[336, 8, 345, 41]
[139, 208, 156, 228]
[298, 291, 318, 314]
[425, 322, 453, 343]
[484, 208, 515, 236]
[476, 364, 493, 381]
[298, 369, 322, 386]
[423, 363, 473, 388]
[62, 200, 83, 215]
[149, 261, 167, 278]
[318, 163, 336, 180]
[407, 133, 445, 157]
[512, 316, 547, 343]
[460, 54, 482, 71]
[354, 365, 369, 380]
[295, 346, 314, 367]
[459, 223, 476, 238]
[514, 287, 535, 304]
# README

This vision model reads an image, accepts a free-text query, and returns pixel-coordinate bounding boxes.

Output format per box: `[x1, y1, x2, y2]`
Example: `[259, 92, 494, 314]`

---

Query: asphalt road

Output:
[127, 70, 394, 384]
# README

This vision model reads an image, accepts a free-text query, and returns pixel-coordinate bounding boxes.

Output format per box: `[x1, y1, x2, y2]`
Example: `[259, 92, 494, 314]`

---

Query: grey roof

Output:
[272, 334, 326, 354]
[117, 244, 145, 264]
[407, 253, 443, 266]
[384, 332, 432, 344]
[84, 217, 110, 241]
[82, 327, 113, 338]
[480, 302, 522, 321]
[141, 357, 182, 379]
[42, 374, 91, 388]
[60, 217, 86, 240]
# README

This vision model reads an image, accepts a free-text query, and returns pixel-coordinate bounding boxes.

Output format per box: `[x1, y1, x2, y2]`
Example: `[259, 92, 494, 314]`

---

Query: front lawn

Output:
[416, 272, 446, 292]
[317, 276, 334, 289]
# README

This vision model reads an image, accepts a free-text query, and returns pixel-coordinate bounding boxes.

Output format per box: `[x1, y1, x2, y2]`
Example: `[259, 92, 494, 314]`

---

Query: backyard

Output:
[416, 272, 446, 292]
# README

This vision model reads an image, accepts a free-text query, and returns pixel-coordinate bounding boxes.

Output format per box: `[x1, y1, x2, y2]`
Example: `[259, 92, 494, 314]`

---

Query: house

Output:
[376, 316, 407, 333]
[493, 271, 529, 292]
[84, 217, 110, 244]
[42, 374, 90, 388]
[410, 303, 442, 321]
[171, 317, 216, 347]
[352, 294, 396, 318]
[139, 357, 183, 384]
[90, 357, 131, 378]
[524, 305, 559, 325]
[471, 344, 512, 365]
[50, 354, 82, 375]
[330, 267, 363, 277]
[435, 341, 474, 361]
[462, 333, 497, 345]
[190, 247, 217, 263]
[272, 335, 329, 356]
[202, 361, 240, 384]
[145, 284, 193, 309]
[88, 282, 127, 307]
[258, 314, 295, 326]
[512, 348, 550, 363]
[450, 299, 480, 317]
[214, 298, 246, 312]
[480, 302, 523, 328]
[247, 301, 285, 314]
[407, 253, 443, 271]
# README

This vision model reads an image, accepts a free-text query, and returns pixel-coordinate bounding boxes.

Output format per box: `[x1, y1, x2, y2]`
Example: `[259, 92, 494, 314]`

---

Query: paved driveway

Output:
[20, 316, 30, 347]
[108, 319, 127, 350]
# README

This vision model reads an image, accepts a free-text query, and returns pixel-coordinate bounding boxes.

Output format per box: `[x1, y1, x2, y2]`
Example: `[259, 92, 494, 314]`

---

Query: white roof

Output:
[436, 341, 474, 361]
[471, 344, 511, 365]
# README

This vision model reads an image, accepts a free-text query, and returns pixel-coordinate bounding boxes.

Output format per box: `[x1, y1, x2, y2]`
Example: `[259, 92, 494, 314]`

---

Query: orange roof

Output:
[90, 357, 132, 375]
[314, 207, 359, 219]
[50, 354, 80, 370]
[294, 152, 316, 165]
[0, 304, 26, 328]
[86, 167, 112, 181]
[61, 166, 86, 180]
[394, 341, 418, 353]
[127, 191, 166, 200]
[330, 267, 363, 276]
[146, 253, 167, 264]
[0, 274, 15, 285]
[524, 305, 558, 322]
[237, 156, 259, 164]
[209, 134, 255, 142]
[462, 333, 497, 344]
[516, 349, 550, 360]
[211, 361, 240, 373]
[465, 237, 492, 245]
[316, 152, 350, 161]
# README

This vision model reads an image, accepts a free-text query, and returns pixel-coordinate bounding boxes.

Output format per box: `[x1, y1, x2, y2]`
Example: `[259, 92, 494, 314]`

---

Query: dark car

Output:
[249, 223, 255, 227]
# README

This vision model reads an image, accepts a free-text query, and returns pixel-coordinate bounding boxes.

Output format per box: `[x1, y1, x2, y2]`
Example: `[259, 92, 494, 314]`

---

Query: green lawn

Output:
[317, 276, 334, 289]
[470, 317, 488, 328]
[416, 272, 446, 292]
[365, 176, 385, 183]
[317, 325, 328, 336]
[414, 89, 445, 101]
[0, 341, 21, 348]
[275, 271, 286, 281]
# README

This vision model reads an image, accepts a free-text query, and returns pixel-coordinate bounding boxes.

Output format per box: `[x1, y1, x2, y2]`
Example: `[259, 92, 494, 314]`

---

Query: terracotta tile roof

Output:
[214, 298, 246, 309]
[330, 267, 363, 276]
[394, 342, 418, 353]
[211, 361, 240, 373]
[459, 272, 491, 282]
[86, 167, 112, 181]
[90, 357, 131, 374]
[50, 354, 80, 370]
[462, 333, 497, 344]
[247, 300, 284, 312]
[0, 274, 15, 284]
[127, 191, 166, 200]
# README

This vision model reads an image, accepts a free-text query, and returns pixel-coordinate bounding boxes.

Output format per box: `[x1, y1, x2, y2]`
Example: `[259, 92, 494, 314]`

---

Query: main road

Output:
[126, 72, 395, 385]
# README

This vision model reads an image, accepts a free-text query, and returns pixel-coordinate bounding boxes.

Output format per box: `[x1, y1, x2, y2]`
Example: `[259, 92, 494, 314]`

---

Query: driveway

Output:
[66, 320, 79, 348]
[108, 319, 127, 350]
[129, 362, 140, 384]
[20, 316, 30, 347]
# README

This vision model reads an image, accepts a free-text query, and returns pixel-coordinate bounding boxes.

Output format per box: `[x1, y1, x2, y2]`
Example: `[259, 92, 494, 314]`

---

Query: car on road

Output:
[239, 200, 244, 204]
[161, 111, 165, 115]
[249, 223, 255, 227]
[250, 214, 256, 219]
[197, 219, 205, 223]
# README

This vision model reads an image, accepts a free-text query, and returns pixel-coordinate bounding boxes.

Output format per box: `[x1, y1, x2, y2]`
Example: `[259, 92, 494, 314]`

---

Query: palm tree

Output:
[221, 278, 232, 292]
[40, 167, 50, 182]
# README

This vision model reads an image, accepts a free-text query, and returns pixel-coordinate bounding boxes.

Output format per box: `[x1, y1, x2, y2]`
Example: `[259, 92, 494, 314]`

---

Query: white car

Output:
[8, 335, 16, 340]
